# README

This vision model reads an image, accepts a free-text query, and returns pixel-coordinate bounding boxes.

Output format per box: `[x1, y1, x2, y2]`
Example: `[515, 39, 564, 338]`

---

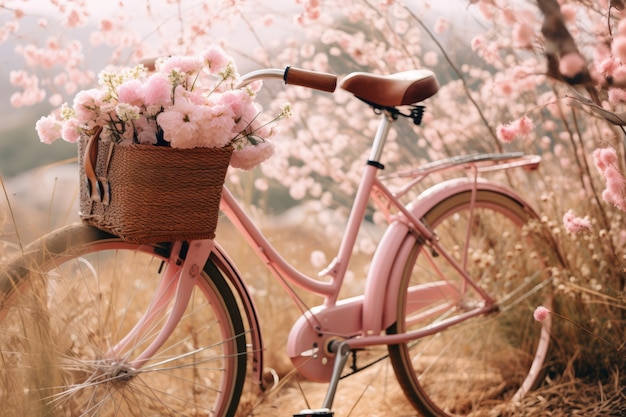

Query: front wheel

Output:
[388, 190, 557, 416]
[0, 224, 247, 417]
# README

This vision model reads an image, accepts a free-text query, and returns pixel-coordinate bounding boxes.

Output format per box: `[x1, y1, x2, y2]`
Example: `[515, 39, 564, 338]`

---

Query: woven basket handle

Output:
[83, 126, 104, 202]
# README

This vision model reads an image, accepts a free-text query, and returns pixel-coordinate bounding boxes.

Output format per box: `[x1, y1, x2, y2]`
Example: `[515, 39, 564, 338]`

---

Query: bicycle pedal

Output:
[293, 408, 334, 417]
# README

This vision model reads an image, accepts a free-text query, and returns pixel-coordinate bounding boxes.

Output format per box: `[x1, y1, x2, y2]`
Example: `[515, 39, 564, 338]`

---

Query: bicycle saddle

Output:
[339, 69, 439, 107]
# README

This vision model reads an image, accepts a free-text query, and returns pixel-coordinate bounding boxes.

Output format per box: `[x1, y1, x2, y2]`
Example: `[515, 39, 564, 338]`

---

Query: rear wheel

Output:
[0, 224, 247, 417]
[388, 190, 556, 416]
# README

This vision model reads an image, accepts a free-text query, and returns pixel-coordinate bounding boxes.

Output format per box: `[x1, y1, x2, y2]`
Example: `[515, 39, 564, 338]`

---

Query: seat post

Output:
[368, 112, 394, 164]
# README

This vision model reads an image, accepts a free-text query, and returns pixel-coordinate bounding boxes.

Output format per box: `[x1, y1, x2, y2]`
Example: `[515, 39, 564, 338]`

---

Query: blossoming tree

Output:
[3, 0, 625, 401]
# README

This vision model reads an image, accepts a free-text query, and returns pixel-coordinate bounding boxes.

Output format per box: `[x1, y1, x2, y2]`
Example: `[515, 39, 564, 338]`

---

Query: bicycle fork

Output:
[105, 240, 213, 371]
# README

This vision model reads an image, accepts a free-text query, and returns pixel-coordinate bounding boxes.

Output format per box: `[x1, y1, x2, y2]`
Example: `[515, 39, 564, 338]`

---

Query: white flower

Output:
[115, 103, 140, 122]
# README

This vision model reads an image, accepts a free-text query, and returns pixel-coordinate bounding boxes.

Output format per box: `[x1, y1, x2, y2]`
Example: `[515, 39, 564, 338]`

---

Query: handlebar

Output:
[237, 66, 337, 93]
[284, 66, 337, 92]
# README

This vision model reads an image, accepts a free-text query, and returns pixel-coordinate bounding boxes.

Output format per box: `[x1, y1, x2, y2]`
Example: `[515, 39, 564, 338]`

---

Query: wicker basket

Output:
[79, 130, 233, 244]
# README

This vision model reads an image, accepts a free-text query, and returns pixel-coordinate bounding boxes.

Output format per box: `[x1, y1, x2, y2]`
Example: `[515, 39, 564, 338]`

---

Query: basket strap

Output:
[83, 126, 103, 202]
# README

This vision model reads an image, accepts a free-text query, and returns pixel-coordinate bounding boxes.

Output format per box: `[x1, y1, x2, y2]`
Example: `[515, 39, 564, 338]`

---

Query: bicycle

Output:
[0, 65, 560, 417]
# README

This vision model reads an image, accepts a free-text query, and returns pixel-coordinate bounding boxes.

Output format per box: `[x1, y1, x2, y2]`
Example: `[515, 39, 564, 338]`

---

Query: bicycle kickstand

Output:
[293, 341, 351, 417]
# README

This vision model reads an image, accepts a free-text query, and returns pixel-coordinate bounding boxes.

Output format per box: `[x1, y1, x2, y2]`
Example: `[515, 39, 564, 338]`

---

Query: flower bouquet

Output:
[35, 46, 287, 243]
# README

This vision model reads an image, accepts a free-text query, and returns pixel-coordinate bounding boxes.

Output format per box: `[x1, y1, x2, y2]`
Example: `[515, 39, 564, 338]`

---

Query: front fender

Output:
[361, 178, 535, 333]
[209, 244, 265, 388]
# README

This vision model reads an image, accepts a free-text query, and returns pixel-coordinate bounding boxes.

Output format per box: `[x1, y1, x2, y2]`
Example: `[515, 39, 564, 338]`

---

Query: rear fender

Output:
[362, 177, 535, 333]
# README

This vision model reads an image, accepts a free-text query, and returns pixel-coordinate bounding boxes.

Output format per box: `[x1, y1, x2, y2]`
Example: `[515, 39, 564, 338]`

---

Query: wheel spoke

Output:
[0, 225, 247, 416]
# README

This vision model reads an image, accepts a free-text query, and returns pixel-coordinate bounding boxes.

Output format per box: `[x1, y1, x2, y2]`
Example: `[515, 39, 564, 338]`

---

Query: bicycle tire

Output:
[0, 224, 247, 417]
[387, 189, 555, 416]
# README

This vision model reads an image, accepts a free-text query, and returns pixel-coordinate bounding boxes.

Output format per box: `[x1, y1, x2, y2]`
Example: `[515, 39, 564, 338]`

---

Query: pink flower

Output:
[117, 79, 144, 106]
[608, 88, 626, 104]
[559, 53, 587, 79]
[516, 115, 534, 135]
[533, 306, 550, 323]
[434, 18, 449, 34]
[470, 35, 486, 52]
[142, 73, 172, 106]
[612, 36, 626, 63]
[593, 147, 618, 171]
[66, 8, 86, 28]
[196, 106, 237, 148]
[202, 46, 230, 74]
[72, 88, 102, 125]
[35, 115, 62, 144]
[157, 111, 196, 147]
[618, 19, 626, 37]
[135, 116, 158, 145]
[100, 19, 113, 32]
[593, 147, 626, 211]
[563, 209, 591, 234]
[424, 51, 438, 67]
[158, 55, 203, 74]
[157, 98, 202, 148]
[60, 118, 81, 143]
[513, 22, 534, 48]
[496, 116, 534, 142]
[230, 140, 275, 170]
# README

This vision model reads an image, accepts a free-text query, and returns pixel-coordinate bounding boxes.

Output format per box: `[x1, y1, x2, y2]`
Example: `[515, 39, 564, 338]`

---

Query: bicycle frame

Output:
[96, 105, 541, 391]
[214, 110, 542, 383]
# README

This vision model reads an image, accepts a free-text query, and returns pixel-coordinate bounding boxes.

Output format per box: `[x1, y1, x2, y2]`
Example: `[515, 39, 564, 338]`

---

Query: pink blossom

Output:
[117, 79, 144, 106]
[60, 118, 81, 143]
[35, 115, 62, 144]
[72, 88, 102, 125]
[470, 35, 486, 52]
[563, 209, 591, 233]
[512, 22, 534, 48]
[66, 8, 86, 28]
[219, 90, 263, 135]
[496, 116, 534, 142]
[560, 5, 577, 23]
[516, 115, 533, 135]
[158, 55, 203, 75]
[157, 97, 202, 148]
[100, 19, 113, 32]
[593, 147, 626, 211]
[612, 36, 626, 63]
[593, 147, 618, 171]
[135, 116, 158, 145]
[477, 1, 495, 20]
[596, 58, 616, 77]
[49, 93, 63, 107]
[424, 51, 438, 66]
[608, 87, 626, 104]
[618, 18, 626, 37]
[260, 14, 274, 27]
[202, 46, 230, 75]
[142, 73, 172, 106]
[496, 124, 517, 143]
[559, 53, 587, 79]
[230, 140, 275, 170]
[434, 18, 449, 34]
[196, 105, 237, 148]
[533, 306, 550, 323]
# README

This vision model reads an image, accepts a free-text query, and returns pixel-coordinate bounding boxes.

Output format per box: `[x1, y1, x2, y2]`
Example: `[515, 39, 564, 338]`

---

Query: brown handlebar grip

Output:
[284, 66, 337, 93]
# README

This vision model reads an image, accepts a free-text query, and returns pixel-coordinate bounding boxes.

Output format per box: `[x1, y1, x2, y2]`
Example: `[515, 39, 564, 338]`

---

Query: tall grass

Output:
[1, 155, 625, 415]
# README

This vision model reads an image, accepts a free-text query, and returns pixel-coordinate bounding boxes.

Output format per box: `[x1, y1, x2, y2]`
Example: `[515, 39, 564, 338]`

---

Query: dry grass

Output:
[1, 165, 624, 416]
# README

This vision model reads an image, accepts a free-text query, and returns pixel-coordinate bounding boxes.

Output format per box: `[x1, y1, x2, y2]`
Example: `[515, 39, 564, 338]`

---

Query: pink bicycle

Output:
[0, 66, 558, 417]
